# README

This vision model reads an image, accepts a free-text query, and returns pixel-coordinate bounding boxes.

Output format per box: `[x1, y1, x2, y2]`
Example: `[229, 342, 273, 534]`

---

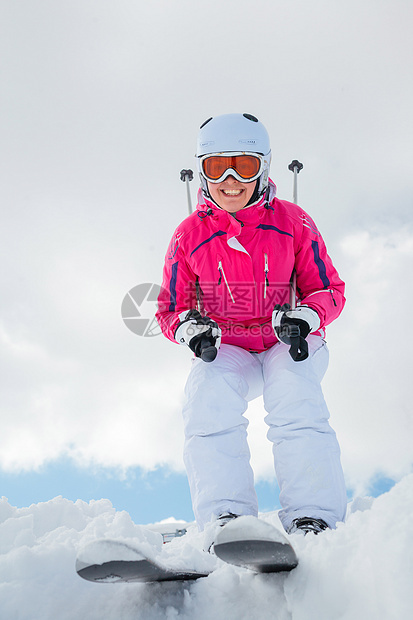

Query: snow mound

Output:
[1, 475, 413, 620]
[214, 514, 289, 545]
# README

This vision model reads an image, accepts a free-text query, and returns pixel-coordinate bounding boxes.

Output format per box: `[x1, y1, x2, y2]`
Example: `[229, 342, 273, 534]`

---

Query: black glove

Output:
[174, 310, 221, 362]
[272, 304, 320, 361]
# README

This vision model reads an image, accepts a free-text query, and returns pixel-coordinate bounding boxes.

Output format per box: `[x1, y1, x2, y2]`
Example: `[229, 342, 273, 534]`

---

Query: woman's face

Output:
[207, 177, 257, 213]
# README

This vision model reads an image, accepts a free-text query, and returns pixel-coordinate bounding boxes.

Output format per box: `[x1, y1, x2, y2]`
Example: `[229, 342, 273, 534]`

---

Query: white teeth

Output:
[222, 189, 243, 196]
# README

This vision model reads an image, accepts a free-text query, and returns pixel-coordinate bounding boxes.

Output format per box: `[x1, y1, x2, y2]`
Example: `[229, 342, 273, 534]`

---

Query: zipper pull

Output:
[218, 260, 235, 303]
[218, 261, 223, 285]
[264, 253, 269, 299]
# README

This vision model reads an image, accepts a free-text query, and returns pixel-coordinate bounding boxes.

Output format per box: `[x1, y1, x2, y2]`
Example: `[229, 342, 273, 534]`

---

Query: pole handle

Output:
[200, 339, 217, 363]
[288, 332, 309, 362]
[180, 169, 194, 182]
[288, 160, 303, 173]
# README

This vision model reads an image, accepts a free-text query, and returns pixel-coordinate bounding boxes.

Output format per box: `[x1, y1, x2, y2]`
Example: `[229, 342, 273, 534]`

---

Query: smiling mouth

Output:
[221, 189, 244, 196]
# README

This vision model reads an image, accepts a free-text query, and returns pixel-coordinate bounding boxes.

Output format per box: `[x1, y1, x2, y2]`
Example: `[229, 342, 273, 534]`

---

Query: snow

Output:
[214, 515, 289, 545]
[1, 474, 413, 620]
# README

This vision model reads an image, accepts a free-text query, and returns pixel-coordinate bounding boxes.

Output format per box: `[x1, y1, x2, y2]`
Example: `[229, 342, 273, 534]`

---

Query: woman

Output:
[156, 113, 347, 545]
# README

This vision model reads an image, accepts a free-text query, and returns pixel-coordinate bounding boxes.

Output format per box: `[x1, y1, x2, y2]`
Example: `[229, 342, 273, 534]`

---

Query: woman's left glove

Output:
[174, 309, 222, 362]
[272, 304, 320, 361]
[272, 305, 320, 342]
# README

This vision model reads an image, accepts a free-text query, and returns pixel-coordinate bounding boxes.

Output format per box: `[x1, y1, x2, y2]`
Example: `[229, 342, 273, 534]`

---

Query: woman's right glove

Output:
[174, 309, 222, 362]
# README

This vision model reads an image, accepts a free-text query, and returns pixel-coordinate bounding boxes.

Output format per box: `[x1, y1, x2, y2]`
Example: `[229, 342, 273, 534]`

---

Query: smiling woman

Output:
[156, 113, 348, 541]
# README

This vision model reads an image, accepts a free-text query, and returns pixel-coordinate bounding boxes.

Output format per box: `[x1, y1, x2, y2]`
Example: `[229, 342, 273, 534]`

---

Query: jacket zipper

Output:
[264, 253, 269, 299]
[218, 260, 235, 303]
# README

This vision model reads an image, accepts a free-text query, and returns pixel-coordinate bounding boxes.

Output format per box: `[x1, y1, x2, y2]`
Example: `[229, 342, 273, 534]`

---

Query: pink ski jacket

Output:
[156, 181, 345, 353]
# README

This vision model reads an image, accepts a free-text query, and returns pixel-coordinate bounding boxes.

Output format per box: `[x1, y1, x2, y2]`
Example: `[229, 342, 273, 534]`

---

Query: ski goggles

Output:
[199, 152, 265, 184]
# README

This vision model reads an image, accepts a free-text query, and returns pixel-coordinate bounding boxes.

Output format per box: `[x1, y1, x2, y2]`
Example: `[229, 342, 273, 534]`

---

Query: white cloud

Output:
[323, 224, 413, 493]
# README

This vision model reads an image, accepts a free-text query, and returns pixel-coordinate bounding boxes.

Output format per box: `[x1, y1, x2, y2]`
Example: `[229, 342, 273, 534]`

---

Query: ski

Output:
[76, 518, 298, 584]
[213, 516, 298, 573]
[76, 538, 210, 584]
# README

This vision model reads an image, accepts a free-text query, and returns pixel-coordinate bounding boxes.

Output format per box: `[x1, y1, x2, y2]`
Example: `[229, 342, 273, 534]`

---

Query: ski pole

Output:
[180, 169, 194, 215]
[288, 160, 303, 311]
[288, 159, 303, 205]
[180, 167, 201, 313]
[179, 169, 216, 362]
[287, 159, 308, 362]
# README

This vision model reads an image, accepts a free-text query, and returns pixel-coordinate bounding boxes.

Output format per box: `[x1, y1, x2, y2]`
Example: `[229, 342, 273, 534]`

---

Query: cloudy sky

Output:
[1, 0, 412, 524]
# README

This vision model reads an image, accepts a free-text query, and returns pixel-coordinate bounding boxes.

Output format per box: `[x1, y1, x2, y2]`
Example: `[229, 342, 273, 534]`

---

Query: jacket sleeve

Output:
[156, 229, 199, 343]
[294, 212, 345, 328]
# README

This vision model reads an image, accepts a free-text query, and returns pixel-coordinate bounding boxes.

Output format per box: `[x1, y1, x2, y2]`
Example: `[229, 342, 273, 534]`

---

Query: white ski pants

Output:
[182, 336, 347, 532]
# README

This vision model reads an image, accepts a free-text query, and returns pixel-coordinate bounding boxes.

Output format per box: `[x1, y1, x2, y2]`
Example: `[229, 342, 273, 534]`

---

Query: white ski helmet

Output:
[196, 113, 272, 202]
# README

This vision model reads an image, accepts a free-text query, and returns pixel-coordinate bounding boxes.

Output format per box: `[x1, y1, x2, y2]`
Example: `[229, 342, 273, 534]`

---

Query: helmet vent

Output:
[243, 113, 258, 122]
[200, 117, 213, 129]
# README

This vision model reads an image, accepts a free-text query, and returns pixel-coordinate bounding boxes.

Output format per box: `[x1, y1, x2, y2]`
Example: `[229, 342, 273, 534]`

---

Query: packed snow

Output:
[1, 474, 412, 620]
